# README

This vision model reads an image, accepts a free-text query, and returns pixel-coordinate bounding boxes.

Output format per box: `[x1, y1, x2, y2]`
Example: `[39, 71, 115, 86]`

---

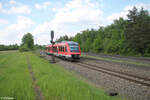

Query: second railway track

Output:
[75, 62, 150, 87]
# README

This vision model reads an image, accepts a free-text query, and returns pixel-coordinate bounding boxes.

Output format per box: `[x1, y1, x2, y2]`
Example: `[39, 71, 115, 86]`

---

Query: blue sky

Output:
[0, 0, 149, 45]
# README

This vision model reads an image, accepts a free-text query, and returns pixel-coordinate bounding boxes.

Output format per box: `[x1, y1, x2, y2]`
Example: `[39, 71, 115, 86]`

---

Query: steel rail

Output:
[76, 62, 150, 87]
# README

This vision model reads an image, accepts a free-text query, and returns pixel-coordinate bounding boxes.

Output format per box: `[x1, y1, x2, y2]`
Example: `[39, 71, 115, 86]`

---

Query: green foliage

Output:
[125, 7, 150, 55]
[56, 35, 73, 42]
[21, 33, 34, 50]
[92, 37, 103, 52]
[20, 33, 34, 52]
[34, 44, 45, 50]
[19, 44, 30, 52]
[0, 44, 18, 51]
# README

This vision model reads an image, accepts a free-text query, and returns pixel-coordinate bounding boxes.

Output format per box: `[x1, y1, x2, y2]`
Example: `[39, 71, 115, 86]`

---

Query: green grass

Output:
[82, 55, 150, 67]
[0, 51, 35, 100]
[0, 51, 123, 100]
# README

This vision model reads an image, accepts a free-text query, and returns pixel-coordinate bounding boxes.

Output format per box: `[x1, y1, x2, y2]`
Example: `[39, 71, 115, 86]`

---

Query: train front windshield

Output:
[69, 43, 79, 52]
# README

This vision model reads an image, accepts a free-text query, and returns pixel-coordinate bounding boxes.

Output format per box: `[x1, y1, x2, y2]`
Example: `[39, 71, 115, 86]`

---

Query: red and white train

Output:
[45, 41, 81, 59]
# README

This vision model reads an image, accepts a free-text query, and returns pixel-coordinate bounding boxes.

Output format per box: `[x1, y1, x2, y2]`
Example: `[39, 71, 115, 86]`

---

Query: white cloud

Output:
[35, 1, 51, 9]
[52, 7, 59, 12]
[0, 2, 3, 12]
[35, 4, 41, 9]
[0, 2, 6, 13]
[55, 0, 102, 23]
[0, 19, 9, 24]
[7, 5, 31, 14]
[0, 2, 2, 9]
[9, 0, 16, 5]
[33, 0, 104, 44]
[0, 1, 31, 14]
[107, 3, 150, 23]
[0, 16, 35, 44]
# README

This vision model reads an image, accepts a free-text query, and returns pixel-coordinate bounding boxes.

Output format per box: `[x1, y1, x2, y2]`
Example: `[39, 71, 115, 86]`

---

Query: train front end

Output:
[67, 41, 81, 59]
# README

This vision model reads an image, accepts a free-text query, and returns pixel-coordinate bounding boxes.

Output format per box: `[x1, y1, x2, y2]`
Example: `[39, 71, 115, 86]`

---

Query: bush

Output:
[19, 44, 30, 52]
[144, 53, 150, 57]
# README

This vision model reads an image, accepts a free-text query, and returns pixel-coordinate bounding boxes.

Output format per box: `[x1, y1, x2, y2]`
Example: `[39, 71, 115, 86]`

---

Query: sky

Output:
[0, 0, 149, 45]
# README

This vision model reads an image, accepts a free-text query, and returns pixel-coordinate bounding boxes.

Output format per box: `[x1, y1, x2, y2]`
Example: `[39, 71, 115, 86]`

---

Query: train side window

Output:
[54, 47, 56, 52]
[59, 46, 60, 51]
[57, 47, 58, 52]
[65, 46, 67, 52]
[60, 46, 61, 51]
[56, 47, 57, 52]
[62, 46, 64, 52]
[53, 47, 54, 52]
[54, 47, 57, 52]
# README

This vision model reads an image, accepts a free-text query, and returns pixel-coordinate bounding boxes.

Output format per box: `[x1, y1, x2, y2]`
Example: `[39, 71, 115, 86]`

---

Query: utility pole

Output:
[50, 30, 56, 63]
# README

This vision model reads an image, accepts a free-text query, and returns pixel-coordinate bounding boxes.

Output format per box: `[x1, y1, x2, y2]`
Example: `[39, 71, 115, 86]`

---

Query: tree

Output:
[21, 33, 34, 50]
[56, 35, 69, 42]
[92, 37, 103, 52]
[125, 7, 150, 55]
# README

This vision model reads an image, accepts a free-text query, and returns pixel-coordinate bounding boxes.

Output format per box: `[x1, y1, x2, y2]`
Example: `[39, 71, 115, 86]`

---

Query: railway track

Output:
[76, 62, 150, 87]
[40, 51, 150, 87]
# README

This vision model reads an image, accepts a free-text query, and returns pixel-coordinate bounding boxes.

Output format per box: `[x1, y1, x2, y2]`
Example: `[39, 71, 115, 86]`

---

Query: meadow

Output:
[0, 51, 122, 100]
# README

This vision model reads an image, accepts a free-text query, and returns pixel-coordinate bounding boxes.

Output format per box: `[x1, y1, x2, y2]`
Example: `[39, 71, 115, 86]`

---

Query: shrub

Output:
[19, 44, 30, 52]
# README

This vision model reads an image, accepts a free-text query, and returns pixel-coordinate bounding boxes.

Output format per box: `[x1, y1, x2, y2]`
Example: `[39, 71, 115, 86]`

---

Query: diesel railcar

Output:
[45, 41, 81, 59]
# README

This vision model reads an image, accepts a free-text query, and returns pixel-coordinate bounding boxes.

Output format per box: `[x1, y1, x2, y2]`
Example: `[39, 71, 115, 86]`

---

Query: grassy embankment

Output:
[82, 55, 150, 67]
[0, 51, 35, 100]
[0, 51, 122, 100]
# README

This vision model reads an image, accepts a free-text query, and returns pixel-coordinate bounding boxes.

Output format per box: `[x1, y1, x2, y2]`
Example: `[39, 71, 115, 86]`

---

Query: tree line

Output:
[0, 33, 42, 52]
[0, 44, 19, 51]
[56, 7, 150, 56]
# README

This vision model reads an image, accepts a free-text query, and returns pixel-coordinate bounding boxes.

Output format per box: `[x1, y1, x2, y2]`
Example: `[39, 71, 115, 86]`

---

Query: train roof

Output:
[56, 41, 78, 44]
[46, 41, 78, 47]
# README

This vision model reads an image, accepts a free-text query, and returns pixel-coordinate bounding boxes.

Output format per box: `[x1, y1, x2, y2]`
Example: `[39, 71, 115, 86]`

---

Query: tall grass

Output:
[0, 52, 35, 100]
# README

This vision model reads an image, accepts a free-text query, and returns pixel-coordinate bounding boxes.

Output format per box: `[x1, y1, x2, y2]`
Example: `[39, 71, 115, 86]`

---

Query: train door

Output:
[58, 45, 62, 56]
[64, 46, 68, 56]
[62, 46, 65, 56]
